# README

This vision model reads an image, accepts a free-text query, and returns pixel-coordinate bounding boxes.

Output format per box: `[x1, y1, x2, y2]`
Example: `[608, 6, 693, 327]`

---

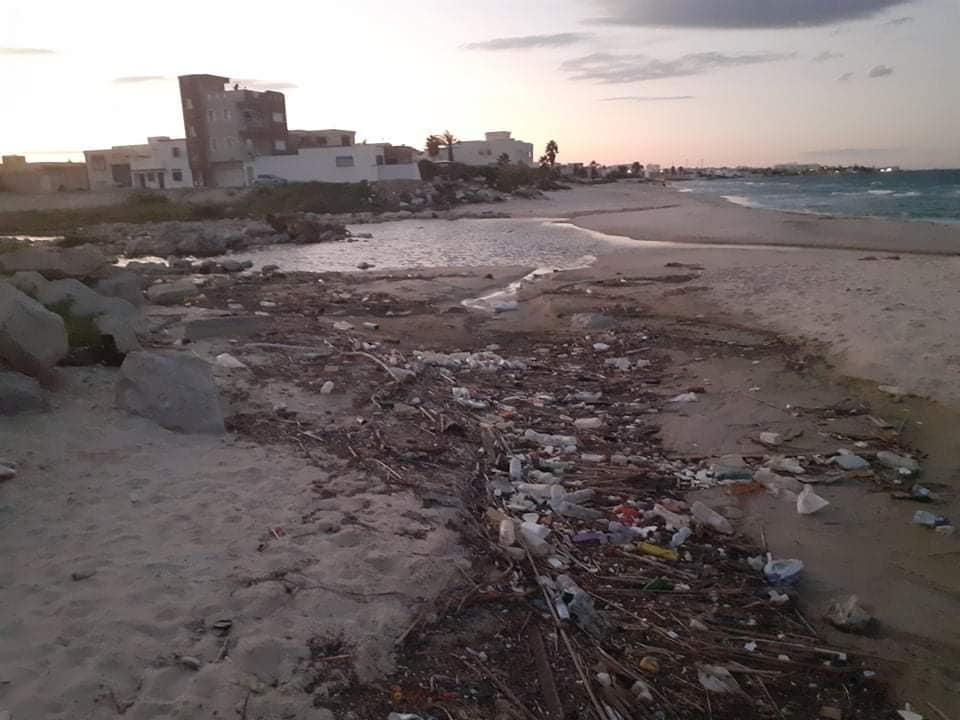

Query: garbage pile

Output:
[221, 315, 904, 720]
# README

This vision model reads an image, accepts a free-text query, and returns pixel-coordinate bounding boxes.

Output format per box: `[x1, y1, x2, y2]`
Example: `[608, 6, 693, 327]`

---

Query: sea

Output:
[680, 169, 960, 224]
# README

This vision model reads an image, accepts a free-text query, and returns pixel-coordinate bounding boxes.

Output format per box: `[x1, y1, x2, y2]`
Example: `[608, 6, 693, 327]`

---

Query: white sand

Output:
[0, 368, 462, 719]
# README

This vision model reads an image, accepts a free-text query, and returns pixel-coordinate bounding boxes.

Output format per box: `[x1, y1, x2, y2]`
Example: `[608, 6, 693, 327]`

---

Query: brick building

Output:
[178, 74, 289, 188]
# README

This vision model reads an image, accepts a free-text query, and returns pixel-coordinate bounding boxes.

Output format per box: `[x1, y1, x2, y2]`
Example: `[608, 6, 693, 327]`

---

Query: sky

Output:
[2, 0, 958, 169]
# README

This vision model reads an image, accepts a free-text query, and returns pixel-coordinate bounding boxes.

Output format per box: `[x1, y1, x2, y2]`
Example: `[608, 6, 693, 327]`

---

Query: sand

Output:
[0, 367, 462, 719]
[482, 182, 960, 408]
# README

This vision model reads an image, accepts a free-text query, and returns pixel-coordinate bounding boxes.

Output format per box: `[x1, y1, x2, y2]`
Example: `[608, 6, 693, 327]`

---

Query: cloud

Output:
[812, 50, 844, 63]
[838, 72, 854, 82]
[588, 0, 914, 28]
[113, 75, 168, 83]
[462, 32, 591, 51]
[601, 95, 694, 102]
[868, 64, 894, 77]
[881, 15, 914, 26]
[562, 50, 795, 84]
[0, 46, 55, 55]
[235, 79, 299, 90]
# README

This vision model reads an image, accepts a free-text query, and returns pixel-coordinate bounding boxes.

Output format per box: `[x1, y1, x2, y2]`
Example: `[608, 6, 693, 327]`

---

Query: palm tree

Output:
[589, 160, 599, 179]
[545, 140, 559, 167]
[631, 161, 642, 176]
[425, 135, 442, 159]
[441, 130, 458, 162]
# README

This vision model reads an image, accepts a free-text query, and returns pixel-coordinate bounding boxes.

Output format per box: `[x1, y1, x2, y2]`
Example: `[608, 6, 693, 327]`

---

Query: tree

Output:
[631, 161, 642, 176]
[497, 153, 511, 166]
[539, 154, 550, 168]
[545, 139, 559, 167]
[589, 160, 599, 179]
[441, 130, 458, 162]
[425, 135, 442, 159]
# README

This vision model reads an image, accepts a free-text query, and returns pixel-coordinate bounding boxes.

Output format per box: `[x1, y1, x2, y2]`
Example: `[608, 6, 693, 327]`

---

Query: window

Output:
[335, 155, 354, 168]
[172, 169, 183, 182]
[274, 139, 287, 152]
[90, 155, 106, 171]
[340, 134, 352, 147]
[207, 109, 215, 122]
[224, 109, 232, 121]
[147, 172, 156, 182]
[171, 146, 181, 158]
[184, 97, 194, 110]
[318, 136, 328, 146]
[226, 137, 235, 148]
[375, 155, 384, 166]
[272, 112, 284, 123]
[210, 138, 218, 150]
[188, 125, 197, 138]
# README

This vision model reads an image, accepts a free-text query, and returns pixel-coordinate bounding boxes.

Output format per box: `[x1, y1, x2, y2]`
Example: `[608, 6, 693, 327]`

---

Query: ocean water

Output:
[682, 169, 960, 224]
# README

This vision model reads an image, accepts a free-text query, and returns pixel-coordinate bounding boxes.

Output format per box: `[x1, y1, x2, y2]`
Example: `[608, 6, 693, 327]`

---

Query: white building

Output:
[129, 137, 194, 189]
[244, 141, 420, 185]
[428, 131, 534, 166]
[644, 164, 661, 179]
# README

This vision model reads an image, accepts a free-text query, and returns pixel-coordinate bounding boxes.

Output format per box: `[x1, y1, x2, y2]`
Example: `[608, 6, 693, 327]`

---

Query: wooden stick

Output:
[528, 626, 564, 720]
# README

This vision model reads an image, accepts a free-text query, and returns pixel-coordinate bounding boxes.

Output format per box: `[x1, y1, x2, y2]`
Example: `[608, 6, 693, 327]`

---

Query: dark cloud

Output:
[0, 47, 55, 55]
[235, 79, 299, 90]
[462, 32, 592, 51]
[838, 72, 854, 82]
[113, 75, 168, 83]
[588, 0, 913, 29]
[881, 15, 914, 26]
[868, 64, 894, 77]
[562, 50, 795, 84]
[812, 50, 844, 63]
[601, 95, 694, 101]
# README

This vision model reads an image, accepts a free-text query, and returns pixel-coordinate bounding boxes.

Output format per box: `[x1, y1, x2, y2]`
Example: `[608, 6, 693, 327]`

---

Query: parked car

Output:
[253, 174, 287, 186]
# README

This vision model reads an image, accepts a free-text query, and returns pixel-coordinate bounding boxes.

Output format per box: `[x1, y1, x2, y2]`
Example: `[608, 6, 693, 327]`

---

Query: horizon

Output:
[2, 0, 958, 170]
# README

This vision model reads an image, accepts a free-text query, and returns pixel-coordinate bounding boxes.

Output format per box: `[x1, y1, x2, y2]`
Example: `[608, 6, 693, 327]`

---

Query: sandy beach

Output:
[2, 181, 959, 718]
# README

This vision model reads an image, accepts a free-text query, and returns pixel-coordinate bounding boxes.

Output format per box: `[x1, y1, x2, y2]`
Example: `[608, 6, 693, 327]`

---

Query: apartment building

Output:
[178, 74, 289, 188]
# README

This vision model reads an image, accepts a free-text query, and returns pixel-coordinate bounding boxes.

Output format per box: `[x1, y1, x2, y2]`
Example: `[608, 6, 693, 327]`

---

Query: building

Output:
[289, 129, 356, 151]
[178, 74, 289, 188]
[644, 164, 661, 179]
[129, 137, 194, 189]
[244, 137, 420, 185]
[428, 131, 534, 166]
[83, 145, 139, 189]
[0, 155, 88, 193]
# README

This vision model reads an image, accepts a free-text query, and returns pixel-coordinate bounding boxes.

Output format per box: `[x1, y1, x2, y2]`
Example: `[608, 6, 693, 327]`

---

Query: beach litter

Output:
[826, 595, 873, 633]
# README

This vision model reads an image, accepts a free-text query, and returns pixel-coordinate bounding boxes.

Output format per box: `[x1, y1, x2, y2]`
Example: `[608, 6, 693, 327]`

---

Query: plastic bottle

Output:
[519, 521, 551, 556]
[691, 501, 734, 534]
[498, 518, 516, 547]
[670, 527, 692, 548]
[509, 456, 523, 482]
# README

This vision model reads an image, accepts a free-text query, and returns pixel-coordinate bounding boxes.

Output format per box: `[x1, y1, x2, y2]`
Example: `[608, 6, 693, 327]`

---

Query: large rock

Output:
[17, 275, 142, 354]
[0, 244, 108, 279]
[125, 233, 177, 258]
[116, 351, 225, 433]
[184, 316, 269, 341]
[96, 270, 144, 307]
[0, 371, 48, 414]
[0, 281, 68, 376]
[176, 233, 229, 257]
[146, 278, 201, 306]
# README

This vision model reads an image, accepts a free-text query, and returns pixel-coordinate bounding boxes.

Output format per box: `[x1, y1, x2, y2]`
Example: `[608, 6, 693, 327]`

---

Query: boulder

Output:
[184, 316, 269, 341]
[220, 259, 244, 273]
[0, 281, 69, 376]
[116, 351, 225, 433]
[0, 244, 109, 279]
[146, 278, 201, 306]
[0, 371, 48, 414]
[125, 234, 177, 258]
[26, 277, 142, 354]
[95, 270, 144, 306]
[176, 232, 228, 257]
